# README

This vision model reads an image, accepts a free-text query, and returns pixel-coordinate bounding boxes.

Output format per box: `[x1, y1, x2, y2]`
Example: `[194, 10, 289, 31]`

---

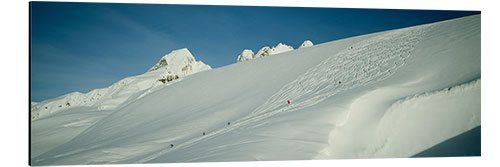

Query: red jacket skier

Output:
[288, 100, 290, 104]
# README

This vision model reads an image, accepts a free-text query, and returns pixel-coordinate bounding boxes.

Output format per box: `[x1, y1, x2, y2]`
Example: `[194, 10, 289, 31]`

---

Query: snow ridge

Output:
[31, 48, 211, 120]
[238, 41, 312, 62]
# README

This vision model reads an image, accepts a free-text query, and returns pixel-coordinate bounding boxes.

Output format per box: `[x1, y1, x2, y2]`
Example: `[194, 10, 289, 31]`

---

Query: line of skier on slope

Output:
[169, 99, 293, 148]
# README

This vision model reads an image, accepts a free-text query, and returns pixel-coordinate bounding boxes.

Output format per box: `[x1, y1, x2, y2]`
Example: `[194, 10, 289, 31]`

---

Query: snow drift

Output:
[31, 14, 480, 165]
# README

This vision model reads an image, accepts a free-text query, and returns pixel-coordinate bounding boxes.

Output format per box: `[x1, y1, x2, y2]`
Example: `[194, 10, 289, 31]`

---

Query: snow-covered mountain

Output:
[31, 14, 480, 165]
[236, 49, 255, 62]
[148, 48, 211, 75]
[237, 42, 302, 62]
[30, 48, 211, 120]
[299, 40, 314, 48]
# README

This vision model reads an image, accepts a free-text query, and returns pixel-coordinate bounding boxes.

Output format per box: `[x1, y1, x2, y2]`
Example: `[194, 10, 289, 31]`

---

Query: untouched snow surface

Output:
[31, 14, 480, 165]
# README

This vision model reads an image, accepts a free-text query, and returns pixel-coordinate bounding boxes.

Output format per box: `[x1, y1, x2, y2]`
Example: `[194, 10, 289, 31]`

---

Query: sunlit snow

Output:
[31, 14, 480, 165]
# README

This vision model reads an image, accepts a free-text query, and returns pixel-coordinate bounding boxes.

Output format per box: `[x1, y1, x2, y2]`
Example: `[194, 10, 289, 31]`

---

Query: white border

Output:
[1, 0, 498, 167]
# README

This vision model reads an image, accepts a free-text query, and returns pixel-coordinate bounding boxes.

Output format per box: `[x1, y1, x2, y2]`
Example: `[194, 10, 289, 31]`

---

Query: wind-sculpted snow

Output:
[316, 78, 480, 159]
[371, 79, 481, 157]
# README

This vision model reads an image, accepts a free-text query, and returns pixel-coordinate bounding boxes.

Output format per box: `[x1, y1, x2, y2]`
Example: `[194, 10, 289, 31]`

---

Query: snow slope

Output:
[31, 14, 480, 165]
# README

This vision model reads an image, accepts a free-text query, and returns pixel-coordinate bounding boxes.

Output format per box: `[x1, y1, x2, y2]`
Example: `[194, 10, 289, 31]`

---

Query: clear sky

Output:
[30, 2, 480, 102]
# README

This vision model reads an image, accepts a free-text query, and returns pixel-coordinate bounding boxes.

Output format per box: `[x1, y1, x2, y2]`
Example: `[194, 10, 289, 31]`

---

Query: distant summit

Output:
[264, 43, 294, 56]
[148, 48, 211, 76]
[299, 40, 314, 48]
[237, 40, 312, 62]
[237, 49, 255, 62]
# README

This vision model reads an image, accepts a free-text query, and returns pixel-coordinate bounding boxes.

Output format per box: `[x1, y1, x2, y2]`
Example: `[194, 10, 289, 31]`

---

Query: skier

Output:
[288, 100, 290, 104]
[203, 132, 205, 136]
[170, 144, 174, 148]
[227, 122, 230, 126]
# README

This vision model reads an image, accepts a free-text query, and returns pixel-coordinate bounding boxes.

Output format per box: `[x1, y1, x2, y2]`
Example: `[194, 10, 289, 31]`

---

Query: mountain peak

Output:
[271, 43, 294, 55]
[237, 42, 295, 62]
[237, 49, 255, 62]
[148, 47, 211, 79]
[299, 40, 314, 48]
[148, 48, 196, 72]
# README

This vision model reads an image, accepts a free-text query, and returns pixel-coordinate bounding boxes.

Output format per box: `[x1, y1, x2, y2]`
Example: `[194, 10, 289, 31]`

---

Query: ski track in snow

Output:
[139, 24, 432, 163]
[252, 23, 432, 117]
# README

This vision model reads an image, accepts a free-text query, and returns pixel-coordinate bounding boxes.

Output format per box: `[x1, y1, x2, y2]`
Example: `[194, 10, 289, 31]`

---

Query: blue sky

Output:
[30, 2, 480, 102]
